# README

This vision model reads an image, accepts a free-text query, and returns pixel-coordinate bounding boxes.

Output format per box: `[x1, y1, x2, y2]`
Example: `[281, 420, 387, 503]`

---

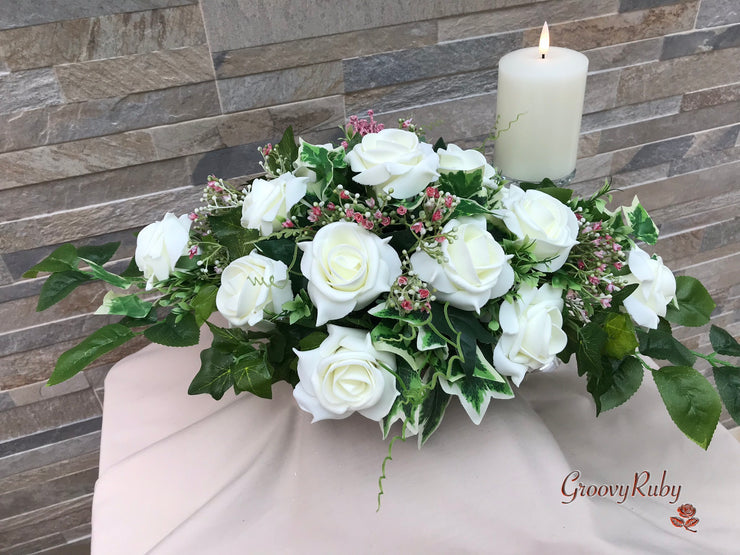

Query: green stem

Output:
[692, 351, 735, 367]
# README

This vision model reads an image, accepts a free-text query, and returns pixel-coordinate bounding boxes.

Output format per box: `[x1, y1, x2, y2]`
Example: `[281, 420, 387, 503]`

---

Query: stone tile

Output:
[373, 93, 498, 149]
[0, 158, 192, 221]
[1, 186, 202, 251]
[0, 130, 156, 190]
[0, 1, 196, 30]
[151, 117, 226, 159]
[617, 47, 740, 105]
[63, 523, 91, 543]
[681, 83, 740, 111]
[523, 2, 698, 51]
[214, 21, 437, 78]
[609, 162, 671, 188]
[0, 451, 98, 497]
[0, 495, 92, 544]
[188, 144, 267, 186]
[578, 131, 601, 158]
[217, 96, 346, 148]
[661, 24, 740, 60]
[573, 153, 613, 183]
[670, 144, 740, 176]
[0, 390, 101, 443]
[0, 68, 63, 115]
[655, 192, 738, 236]
[0, 392, 13, 411]
[7, 374, 90, 408]
[199, 0, 499, 52]
[581, 95, 681, 133]
[438, 0, 618, 41]
[0, 5, 206, 71]
[0, 417, 101, 464]
[584, 37, 663, 71]
[619, 0, 682, 10]
[611, 135, 694, 173]
[0, 335, 147, 391]
[702, 216, 740, 252]
[3, 533, 66, 555]
[598, 100, 740, 152]
[583, 70, 621, 114]
[0, 259, 11, 286]
[0, 315, 118, 358]
[343, 32, 522, 93]
[218, 62, 344, 114]
[346, 69, 498, 116]
[696, 0, 740, 28]
[40, 537, 92, 555]
[55, 45, 214, 103]
[0, 433, 100, 481]
[682, 124, 739, 157]
[0, 82, 221, 154]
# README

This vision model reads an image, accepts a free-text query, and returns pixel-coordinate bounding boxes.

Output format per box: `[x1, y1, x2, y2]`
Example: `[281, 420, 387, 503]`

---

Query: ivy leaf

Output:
[37, 270, 92, 311]
[232, 349, 273, 398]
[609, 283, 638, 310]
[23, 244, 79, 278]
[95, 292, 152, 318]
[144, 311, 200, 347]
[191, 284, 218, 326]
[603, 312, 638, 359]
[437, 169, 483, 198]
[48, 324, 136, 385]
[256, 238, 300, 268]
[622, 196, 659, 245]
[636, 327, 696, 367]
[665, 276, 716, 327]
[77, 242, 120, 266]
[369, 305, 430, 327]
[416, 383, 451, 446]
[652, 366, 721, 449]
[120, 256, 144, 278]
[208, 209, 259, 260]
[451, 198, 491, 218]
[189, 343, 236, 400]
[709, 325, 740, 357]
[599, 356, 644, 412]
[713, 366, 740, 425]
[537, 186, 572, 204]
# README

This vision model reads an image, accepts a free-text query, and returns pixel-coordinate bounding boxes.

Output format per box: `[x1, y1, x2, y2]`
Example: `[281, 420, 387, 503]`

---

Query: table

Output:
[91, 325, 740, 553]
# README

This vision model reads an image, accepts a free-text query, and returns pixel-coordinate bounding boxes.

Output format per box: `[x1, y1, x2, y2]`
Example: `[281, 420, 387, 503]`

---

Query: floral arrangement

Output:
[29, 112, 740, 472]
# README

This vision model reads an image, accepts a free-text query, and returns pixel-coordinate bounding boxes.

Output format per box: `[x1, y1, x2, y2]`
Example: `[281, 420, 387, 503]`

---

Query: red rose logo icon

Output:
[677, 504, 696, 518]
[670, 504, 698, 532]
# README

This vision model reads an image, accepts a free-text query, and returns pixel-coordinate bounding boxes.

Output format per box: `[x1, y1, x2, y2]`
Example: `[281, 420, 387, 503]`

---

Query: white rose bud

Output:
[493, 284, 567, 386]
[623, 246, 676, 329]
[410, 217, 514, 312]
[216, 252, 293, 328]
[299, 221, 402, 326]
[437, 143, 497, 187]
[293, 325, 399, 421]
[241, 172, 308, 236]
[135, 212, 192, 290]
[496, 185, 579, 272]
[346, 128, 440, 199]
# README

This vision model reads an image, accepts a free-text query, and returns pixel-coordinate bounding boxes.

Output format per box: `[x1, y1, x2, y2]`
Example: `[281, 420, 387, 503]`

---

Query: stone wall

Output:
[1, 0, 738, 552]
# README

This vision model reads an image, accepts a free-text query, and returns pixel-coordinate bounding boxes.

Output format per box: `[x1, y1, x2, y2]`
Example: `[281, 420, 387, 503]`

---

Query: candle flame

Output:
[539, 22, 550, 58]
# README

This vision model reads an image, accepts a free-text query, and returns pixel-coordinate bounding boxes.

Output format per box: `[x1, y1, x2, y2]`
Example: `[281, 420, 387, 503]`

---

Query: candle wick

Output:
[541, 53, 545, 59]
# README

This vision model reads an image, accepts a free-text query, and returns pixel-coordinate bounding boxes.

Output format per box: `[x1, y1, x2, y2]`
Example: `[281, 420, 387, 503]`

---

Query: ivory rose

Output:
[135, 212, 192, 290]
[216, 252, 293, 328]
[437, 143, 497, 187]
[241, 172, 308, 235]
[410, 217, 514, 312]
[299, 221, 402, 325]
[496, 185, 579, 272]
[623, 246, 676, 329]
[493, 283, 567, 386]
[346, 128, 439, 199]
[293, 325, 399, 421]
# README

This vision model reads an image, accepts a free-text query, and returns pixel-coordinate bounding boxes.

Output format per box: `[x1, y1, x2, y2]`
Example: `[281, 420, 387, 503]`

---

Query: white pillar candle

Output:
[493, 24, 588, 183]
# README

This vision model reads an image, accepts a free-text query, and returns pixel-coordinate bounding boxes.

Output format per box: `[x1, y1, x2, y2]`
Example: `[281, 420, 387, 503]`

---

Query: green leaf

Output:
[437, 169, 483, 198]
[538, 186, 573, 204]
[451, 198, 491, 218]
[603, 312, 638, 359]
[208, 209, 259, 260]
[652, 366, 722, 449]
[709, 325, 740, 357]
[189, 344, 236, 400]
[599, 356, 644, 412]
[298, 330, 327, 351]
[191, 284, 218, 326]
[713, 366, 740, 425]
[369, 305, 430, 327]
[256, 238, 300, 268]
[265, 126, 299, 175]
[609, 283, 638, 310]
[120, 256, 143, 278]
[23, 244, 79, 278]
[95, 292, 152, 318]
[439, 367, 513, 425]
[80, 258, 132, 289]
[37, 270, 92, 311]
[665, 276, 715, 327]
[232, 349, 273, 398]
[48, 324, 136, 385]
[636, 327, 696, 366]
[77, 242, 120, 266]
[622, 196, 659, 245]
[576, 322, 608, 377]
[432, 137, 447, 152]
[416, 326, 446, 351]
[417, 383, 451, 446]
[144, 311, 200, 347]
[283, 294, 313, 325]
